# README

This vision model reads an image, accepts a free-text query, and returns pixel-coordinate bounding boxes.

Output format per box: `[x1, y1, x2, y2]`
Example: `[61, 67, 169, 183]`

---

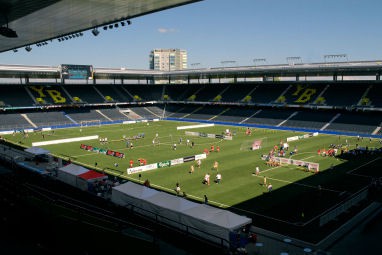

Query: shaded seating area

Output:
[94, 85, 129, 103]
[249, 84, 289, 104]
[320, 84, 366, 107]
[64, 85, 104, 104]
[26, 111, 72, 127]
[281, 111, 336, 130]
[64, 108, 110, 122]
[326, 112, 382, 134]
[185, 105, 228, 120]
[97, 108, 130, 121]
[0, 113, 33, 130]
[125, 85, 163, 101]
[0, 86, 34, 107]
[245, 108, 296, 126]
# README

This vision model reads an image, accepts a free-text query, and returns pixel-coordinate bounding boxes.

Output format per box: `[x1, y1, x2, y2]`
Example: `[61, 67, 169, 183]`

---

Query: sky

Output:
[1, 0, 382, 69]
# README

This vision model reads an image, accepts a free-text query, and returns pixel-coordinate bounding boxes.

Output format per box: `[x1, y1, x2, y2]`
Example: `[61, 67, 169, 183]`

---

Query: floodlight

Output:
[0, 26, 18, 38]
[92, 28, 99, 36]
[25, 46, 32, 52]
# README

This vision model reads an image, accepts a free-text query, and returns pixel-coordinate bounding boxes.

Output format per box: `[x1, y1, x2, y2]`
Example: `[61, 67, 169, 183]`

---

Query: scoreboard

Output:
[61, 64, 93, 80]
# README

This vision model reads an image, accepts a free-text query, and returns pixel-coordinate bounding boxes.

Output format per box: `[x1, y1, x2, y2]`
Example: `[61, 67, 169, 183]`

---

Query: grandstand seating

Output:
[94, 85, 128, 103]
[0, 86, 34, 107]
[164, 84, 195, 101]
[127, 106, 164, 119]
[64, 85, 104, 104]
[93, 108, 129, 121]
[320, 84, 366, 107]
[281, 111, 336, 130]
[249, 84, 289, 104]
[213, 107, 256, 123]
[283, 84, 325, 105]
[220, 84, 255, 103]
[245, 108, 296, 126]
[364, 84, 382, 107]
[64, 108, 110, 123]
[325, 112, 381, 134]
[0, 113, 33, 130]
[26, 111, 71, 127]
[0, 82, 381, 136]
[164, 104, 200, 118]
[182, 105, 228, 120]
[125, 85, 163, 101]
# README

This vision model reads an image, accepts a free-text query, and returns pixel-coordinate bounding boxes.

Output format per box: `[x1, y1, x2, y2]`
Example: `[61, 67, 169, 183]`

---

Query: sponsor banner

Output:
[153, 119, 159, 122]
[223, 135, 233, 140]
[183, 155, 195, 162]
[287, 132, 318, 142]
[280, 158, 291, 164]
[215, 134, 224, 139]
[42, 128, 52, 131]
[185, 131, 199, 136]
[123, 121, 136, 124]
[195, 153, 207, 160]
[170, 158, 184, 166]
[157, 160, 171, 168]
[207, 134, 215, 138]
[286, 136, 299, 142]
[199, 132, 207, 137]
[0, 131, 14, 135]
[24, 129, 34, 133]
[33, 135, 99, 146]
[127, 163, 157, 175]
[177, 123, 214, 130]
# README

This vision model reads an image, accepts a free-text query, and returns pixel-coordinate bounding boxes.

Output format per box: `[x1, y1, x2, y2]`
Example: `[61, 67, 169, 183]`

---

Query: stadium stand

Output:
[26, 111, 72, 127]
[213, 107, 256, 123]
[0, 86, 35, 107]
[125, 85, 163, 101]
[281, 110, 336, 130]
[249, 83, 289, 104]
[245, 108, 296, 126]
[64, 85, 104, 104]
[363, 84, 382, 107]
[325, 111, 381, 134]
[127, 106, 164, 119]
[93, 85, 128, 103]
[64, 108, 110, 122]
[97, 107, 130, 121]
[320, 83, 367, 107]
[0, 113, 33, 130]
[220, 84, 255, 103]
[283, 84, 326, 105]
[183, 105, 228, 120]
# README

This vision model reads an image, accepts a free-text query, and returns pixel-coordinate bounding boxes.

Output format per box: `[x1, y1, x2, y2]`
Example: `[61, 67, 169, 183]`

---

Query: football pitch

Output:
[5, 120, 382, 235]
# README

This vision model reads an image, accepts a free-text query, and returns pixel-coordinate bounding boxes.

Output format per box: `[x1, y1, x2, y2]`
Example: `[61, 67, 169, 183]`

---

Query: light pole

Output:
[191, 63, 201, 68]
[286, 56, 302, 66]
[323, 54, 348, 63]
[220, 60, 236, 67]
[253, 58, 266, 66]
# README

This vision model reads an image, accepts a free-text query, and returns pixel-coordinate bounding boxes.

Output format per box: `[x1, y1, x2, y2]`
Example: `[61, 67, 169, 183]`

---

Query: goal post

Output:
[80, 120, 101, 128]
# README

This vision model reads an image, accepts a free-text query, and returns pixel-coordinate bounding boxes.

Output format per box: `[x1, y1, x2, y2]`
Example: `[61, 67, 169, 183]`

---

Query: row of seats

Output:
[0, 83, 381, 108]
[2, 105, 379, 135]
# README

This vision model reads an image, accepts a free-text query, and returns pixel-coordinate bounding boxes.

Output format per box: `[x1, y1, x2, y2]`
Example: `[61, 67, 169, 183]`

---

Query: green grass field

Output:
[4, 121, 382, 232]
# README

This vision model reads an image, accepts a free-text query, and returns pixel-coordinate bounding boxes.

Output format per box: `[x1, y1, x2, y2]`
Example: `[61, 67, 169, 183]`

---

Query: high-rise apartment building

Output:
[149, 49, 187, 71]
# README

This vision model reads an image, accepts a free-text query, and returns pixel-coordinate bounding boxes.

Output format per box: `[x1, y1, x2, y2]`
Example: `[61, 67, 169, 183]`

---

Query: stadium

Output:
[1, 1, 381, 255]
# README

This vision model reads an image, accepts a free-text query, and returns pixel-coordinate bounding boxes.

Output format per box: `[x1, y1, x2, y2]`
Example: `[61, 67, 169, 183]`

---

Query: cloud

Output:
[157, 28, 177, 33]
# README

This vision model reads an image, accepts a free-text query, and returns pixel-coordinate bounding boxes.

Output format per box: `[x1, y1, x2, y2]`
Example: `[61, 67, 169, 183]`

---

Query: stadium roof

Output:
[1, 61, 382, 81]
[0, 0, 202, 53]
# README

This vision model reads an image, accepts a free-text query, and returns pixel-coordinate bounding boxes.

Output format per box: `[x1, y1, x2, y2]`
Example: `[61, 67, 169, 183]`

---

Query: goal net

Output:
[80, 120, 101, 128]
